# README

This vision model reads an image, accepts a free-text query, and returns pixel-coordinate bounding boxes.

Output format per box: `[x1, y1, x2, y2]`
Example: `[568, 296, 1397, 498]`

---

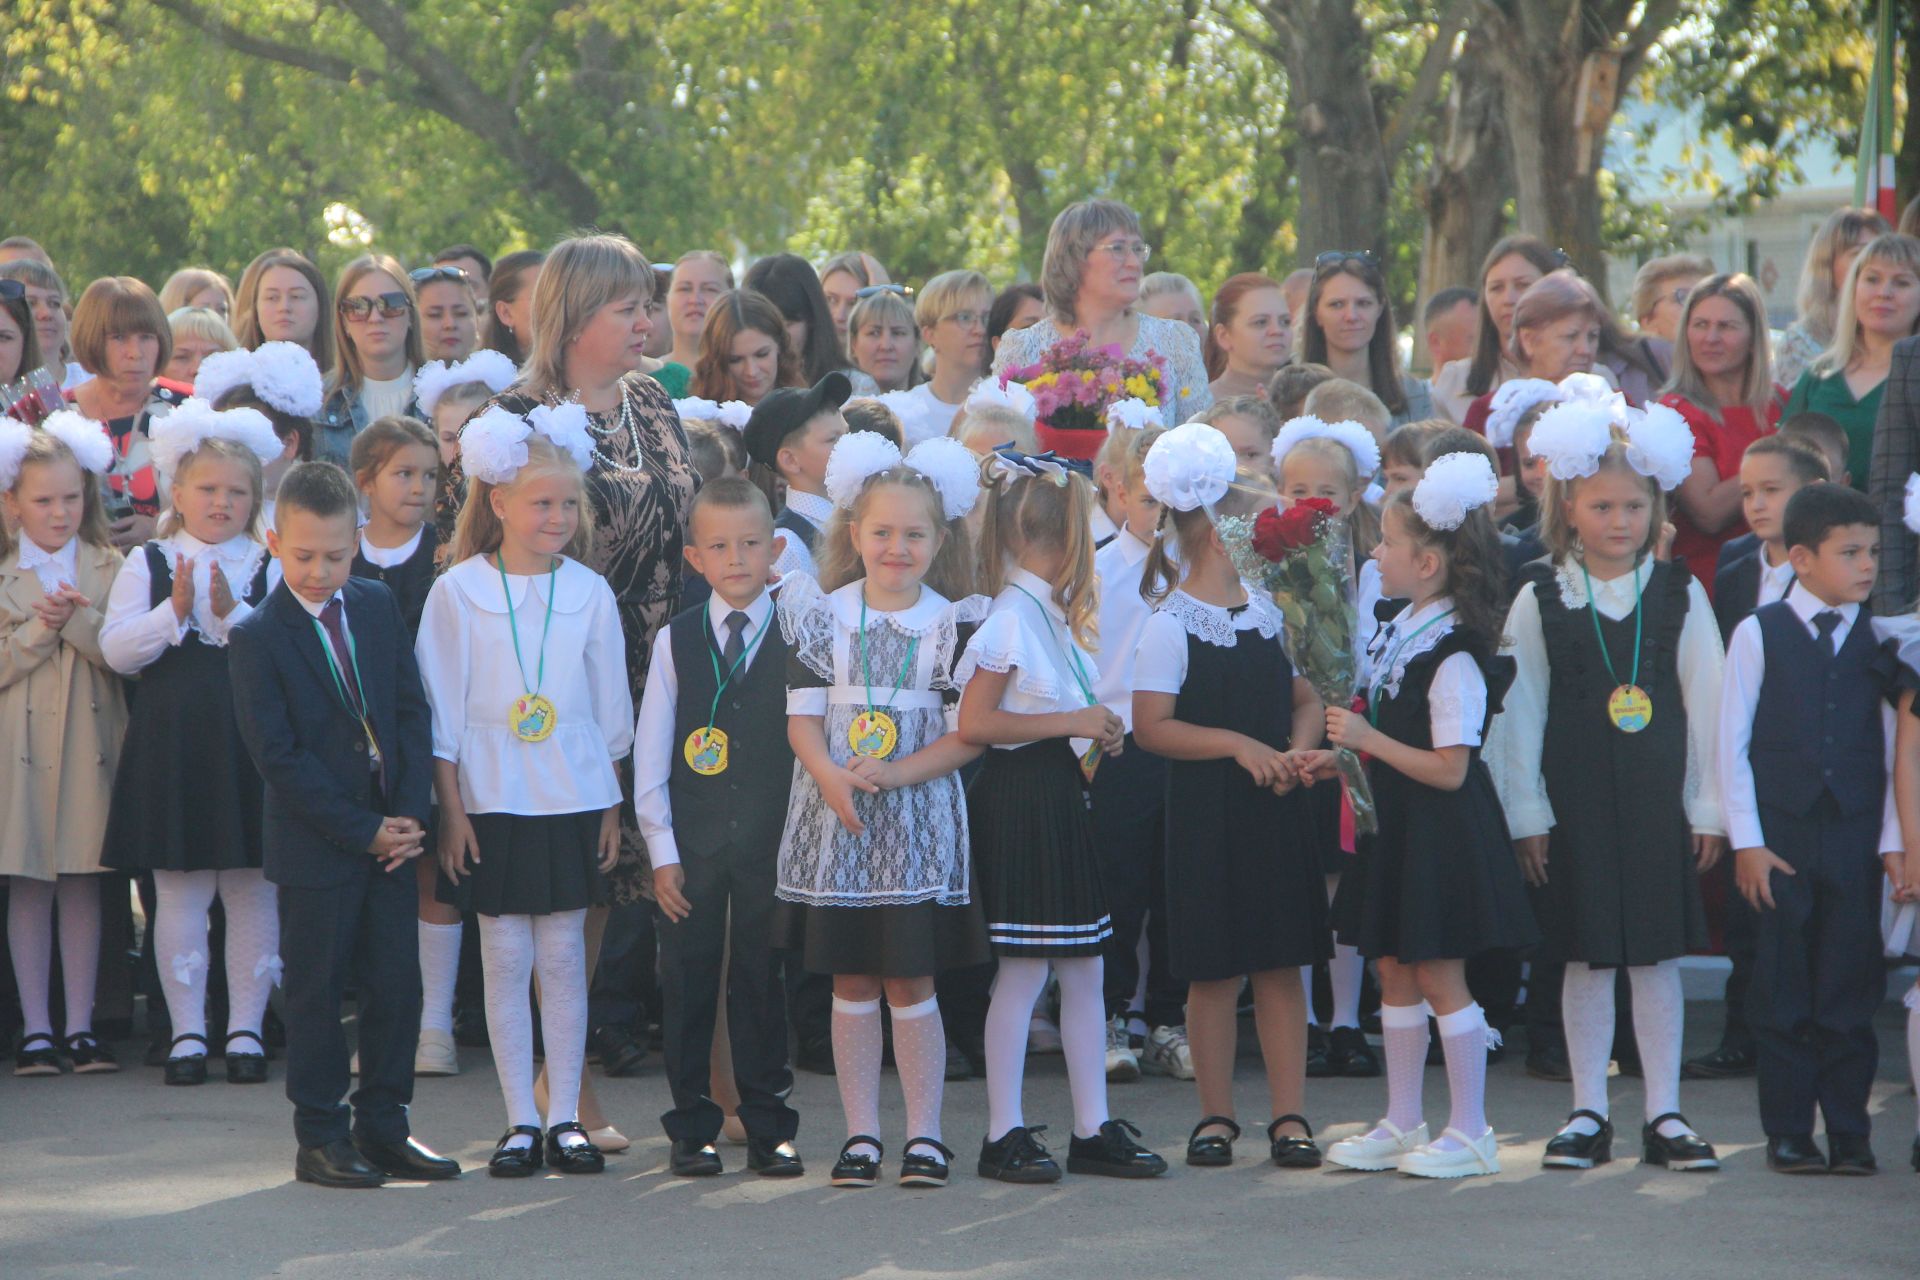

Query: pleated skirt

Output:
[970, 740, 1111, 958]
[436, 810, 604, 917]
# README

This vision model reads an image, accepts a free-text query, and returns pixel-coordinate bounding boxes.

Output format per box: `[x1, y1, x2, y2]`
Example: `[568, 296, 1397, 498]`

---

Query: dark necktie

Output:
[1813, 609, 1842, 655]
[723, 610, 750, 667]
[319, 597, 384, 791]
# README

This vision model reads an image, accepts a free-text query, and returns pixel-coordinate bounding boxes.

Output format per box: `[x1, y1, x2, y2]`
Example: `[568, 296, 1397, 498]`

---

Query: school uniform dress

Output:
[1719, 586, 1900, 1139]
[1487, 559, 1725, 967]
[417, 555, 635, 916]
[1334, 600, 1536, 963]
[99, 534, 272, 874]
[1133, 588, 1330, 981]
[770, 574, 991, 976]
[956, 568, 1111, 957]
[634, 589, 799, 1146]
[352, 525, 439, 639]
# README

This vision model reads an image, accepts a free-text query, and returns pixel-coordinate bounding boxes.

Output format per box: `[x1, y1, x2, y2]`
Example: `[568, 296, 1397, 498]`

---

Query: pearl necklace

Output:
[571, 383, 650, 477]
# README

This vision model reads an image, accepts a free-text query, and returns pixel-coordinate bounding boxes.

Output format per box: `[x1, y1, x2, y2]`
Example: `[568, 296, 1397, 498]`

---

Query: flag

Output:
[1856, 0, 1898, 219]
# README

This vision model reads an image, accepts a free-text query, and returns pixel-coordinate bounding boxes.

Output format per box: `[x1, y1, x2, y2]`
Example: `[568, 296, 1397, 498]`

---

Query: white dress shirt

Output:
[1364, 597, 1490, 751]
[957, 567, 1102, 752]
[1755, 550, 1796, 609]
[359, 526, 424, 569]
[100, 532, 268, 673]
[633, 588, 775, 869]
[416, 554, 634, 816]
[1092, 527, 1157, 728]
[1487, 559, 1725, 841]
[773, 490, 829, 581]
[892, 382, 967, 450]
[16, 536, 79, 595]
[1717, 583, 1901, 854]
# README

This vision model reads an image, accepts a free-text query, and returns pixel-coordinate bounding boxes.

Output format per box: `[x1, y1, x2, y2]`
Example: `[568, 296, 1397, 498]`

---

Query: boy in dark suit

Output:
[1715, 411, 1850, 581]
[1719, 483, 1904, 1175]
[230, 463, 457, 1188]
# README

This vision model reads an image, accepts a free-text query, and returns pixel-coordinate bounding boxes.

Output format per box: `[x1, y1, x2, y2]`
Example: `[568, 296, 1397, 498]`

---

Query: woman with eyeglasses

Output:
[413, 265, 481, 364]
[1430, 236, 1567, 424]
[991, 199, 1210, 429]
[69, 276, 189, 547]
[659, 251, 735, 396]
[818, 251, 891, 342]
[845, 288, 921, 395]
[1776, 207, 1892, 389]
[891, 270, 993, 448]
[1297, 251, 1432, 428]
[231, 249, 333, 373]
[744, 253, 849, 386]
[0, 259, 87, 391]
[316, 254, 423, 469]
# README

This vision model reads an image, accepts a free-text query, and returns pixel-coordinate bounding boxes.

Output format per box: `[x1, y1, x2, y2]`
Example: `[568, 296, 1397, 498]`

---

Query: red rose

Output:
[1253, 503, 1328, 559]
[1250, 507, 1292, 560]
[1294, 497, 1339, 519]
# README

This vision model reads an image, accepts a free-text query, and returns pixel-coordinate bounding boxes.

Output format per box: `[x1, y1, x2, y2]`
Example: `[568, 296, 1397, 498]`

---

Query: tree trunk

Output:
[1417, 31, 1509, 371]
[1279, 0, 1391, 265]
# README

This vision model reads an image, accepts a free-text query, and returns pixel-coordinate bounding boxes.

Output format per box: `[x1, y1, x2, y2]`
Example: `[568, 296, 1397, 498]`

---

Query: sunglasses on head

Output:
[0, 280, 24, 302]
[410, 266, 469, 286]
[855, 284, 913, 299]
[339, 292, 410, 321]
[1314, 250, 1378, 271]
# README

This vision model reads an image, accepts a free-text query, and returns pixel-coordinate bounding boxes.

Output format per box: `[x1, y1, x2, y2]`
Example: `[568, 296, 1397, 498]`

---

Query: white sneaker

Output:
[1398, 1125, 1501, 1179]
[1027, 1013, 1063, 1055]
[1327, 1119, 1429, 1171]
[1140, 1025, 1195, 1080]
[1105, 1015, 1140, 1082]
[413, 1027, 459, 1077]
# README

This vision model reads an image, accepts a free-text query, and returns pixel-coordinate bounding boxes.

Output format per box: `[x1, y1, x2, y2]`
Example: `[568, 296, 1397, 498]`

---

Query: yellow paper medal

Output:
[684, 725, 729, 775]
[1606, 684, 1652, 734]
[511, 693, 558, 743]
[849, 710, 899, 759]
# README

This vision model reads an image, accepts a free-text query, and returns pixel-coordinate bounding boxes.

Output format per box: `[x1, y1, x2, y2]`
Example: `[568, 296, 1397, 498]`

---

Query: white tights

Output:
[152, 868, 279, 1059]
[7, 875, 103, 1039]
[1561, 960, 1692, 1138]
[986, 956, 1108, 1141]
[479, 911, 588, 1148]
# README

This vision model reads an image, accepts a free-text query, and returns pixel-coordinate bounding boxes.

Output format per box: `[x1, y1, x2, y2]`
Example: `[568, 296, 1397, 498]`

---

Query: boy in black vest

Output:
[1720, 483, 1903, 1175]
[229, 463, 457, 1187]
[634, 476, 801, 1176]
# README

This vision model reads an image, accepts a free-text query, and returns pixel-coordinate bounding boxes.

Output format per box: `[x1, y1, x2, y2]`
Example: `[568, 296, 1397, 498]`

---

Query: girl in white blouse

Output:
[1484, 409, 1728, 1174]
[956, 454, 1164, 1183]
[418, 415, 634, 1177]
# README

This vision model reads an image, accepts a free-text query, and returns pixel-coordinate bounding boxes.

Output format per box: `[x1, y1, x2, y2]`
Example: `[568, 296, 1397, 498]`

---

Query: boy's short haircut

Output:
[1421, 425, 1498, 469]
[1778, 410, 1849, 470]
[843, 397, 904, 448]
[1383, 418, 1449, 469]
[683, 421, 743, 483]
[688, 473, 773, 527]
[1267, 362, 1336, 421]
[1782, 481, 1877, 553]
[275, 461, 360, 527]
[1194, 394, 1281, 443]
[1743, 433, 1830, 486]
[1303, 378, 1391, 437]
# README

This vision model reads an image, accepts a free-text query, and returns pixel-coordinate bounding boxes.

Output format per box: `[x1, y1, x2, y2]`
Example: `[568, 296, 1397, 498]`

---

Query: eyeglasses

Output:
[1669, 285, 1693, 306]
[339, 292, 410, 321]
[856, 284, 914, 299]
[1314, 250, 1378, 270]
[943, 310, 987, 329]
[0, 280, 23, 302]
[1093, 240, 1152, 263]
[410, 266, 469, 286]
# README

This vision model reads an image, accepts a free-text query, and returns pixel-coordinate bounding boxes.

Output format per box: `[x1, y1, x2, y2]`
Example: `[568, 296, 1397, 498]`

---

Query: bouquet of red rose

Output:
[1004, 329, 1168, 461]
[1221, 497, 1378, 833]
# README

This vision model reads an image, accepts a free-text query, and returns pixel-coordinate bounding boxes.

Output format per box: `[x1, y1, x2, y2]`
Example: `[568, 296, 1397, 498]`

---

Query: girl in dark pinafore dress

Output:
[1486, 410, 1728, 1174]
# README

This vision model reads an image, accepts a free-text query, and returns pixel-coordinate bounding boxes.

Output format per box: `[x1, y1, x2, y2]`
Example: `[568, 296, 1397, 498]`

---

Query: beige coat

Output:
[0, 542, 129, 879]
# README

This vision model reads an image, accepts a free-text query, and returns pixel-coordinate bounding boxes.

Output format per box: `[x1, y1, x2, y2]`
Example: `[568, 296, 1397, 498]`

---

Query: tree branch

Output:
[1381, 0, 1470, 168]
[145, 0, 401, 96]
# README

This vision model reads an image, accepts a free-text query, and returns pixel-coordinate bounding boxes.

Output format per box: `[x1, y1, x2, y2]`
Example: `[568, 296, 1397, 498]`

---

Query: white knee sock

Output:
[216, 869, 279, 1047]
[1055, 956, 1111, 1139]
[985, 958, 1050, 1141]
[1560, 962, 1615, 1135]
[532, 910, 588, 1141]
[418, 920, 462, 1035]
[1301, 966, 1318, 1027]
[1627, 961, 1692, 1137]
[54, 876, 101, 1038]
[7, 878, 56, 1037]
[153, 870, 217, 1056]
[1329, 944, 1364, 1030]
[478, 914, 540, 1143]
[1906, 987, 1920, 1136]
[832, 996, 883, 1159]
[1378, 1001, 1428, 1136]
[1433, 1003, 1490, 1149]
[889, 996, 946, 1147]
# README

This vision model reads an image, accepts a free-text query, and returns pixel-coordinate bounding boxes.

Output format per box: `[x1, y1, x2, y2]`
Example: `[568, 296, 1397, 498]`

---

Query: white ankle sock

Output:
[1055, 956, 1110, 1139]
[417, 920, 462, 1036]
[1627, 961, 1693, 1137]
[478, 914, 541, 1131]
[1560, 962, 1614, 1136]
[1329, 944, 1364, 1029]
[1434, 1003, 1490, 1150]
[832, 996, 883, 1159]
[889, 996, 946, 1147]
[532, 910, 587, 1130]
[1378, 1001, 1428, 1136]
[986, 959, 1049, 1140]
[153, 870, 216, 1056]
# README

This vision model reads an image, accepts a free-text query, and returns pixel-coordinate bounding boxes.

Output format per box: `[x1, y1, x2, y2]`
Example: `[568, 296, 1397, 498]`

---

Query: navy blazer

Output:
[229, 578, 434, 889]
[1715, 531, 1759, 575]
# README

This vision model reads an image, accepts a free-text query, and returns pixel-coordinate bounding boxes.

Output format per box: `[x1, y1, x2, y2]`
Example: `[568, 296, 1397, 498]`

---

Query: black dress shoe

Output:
[296, 1139, 385, 1188]
[355, 1136, 461, 1180]
[489, 1126, 544, 1178]
[64, 1033, 118, 1074]
[1827, 1133, 1877, 1175]
[1641, 1114, 1719, 1171]
[1765, 1134, 1827, 1174]
[225, 1031, 268, 1084]
[1525, 1041, 1572, 1082]
[1185, 1115, 1239, 1167]
[670, 1139, 723, 1177]
[1681, 1041, 1757, 1080]
[1326, 1026, 1381, 1078]
[1305, 1025, 1335, 1077]
[1266, 1114, 1322, 1168]
[977, 1125, 1062, 1183]
[592, 1026, 647, 1078]
[831, 1135, 883, 1187]
[545, 1122, 605, 1173]
[1543, 1110, 1613, 1169]
[746, 1138, 804, 1177]
[163, 1033, 208, 1086]
[794, 1036, 836, 1075]
[944, 1041, 973, 1081]
[1066, 1119, 1167, 1178]
[900, 1137, 953, 1187]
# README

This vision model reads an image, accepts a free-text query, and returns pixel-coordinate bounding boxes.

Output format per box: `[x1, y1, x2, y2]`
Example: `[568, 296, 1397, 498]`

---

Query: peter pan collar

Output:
[446, 552, 599, 615]
[827, 579, 953, 635]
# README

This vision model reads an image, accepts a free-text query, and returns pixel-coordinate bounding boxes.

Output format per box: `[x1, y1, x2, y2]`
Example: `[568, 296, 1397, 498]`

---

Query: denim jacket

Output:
[316, 383, 420, 470]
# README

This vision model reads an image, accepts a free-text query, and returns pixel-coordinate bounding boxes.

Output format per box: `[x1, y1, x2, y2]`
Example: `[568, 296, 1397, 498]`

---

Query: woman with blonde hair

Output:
[158, 268, 235, 321]
[315, 253, 423, 468]
[818, 250, 890, 340]
[660, 250, 735, 391]
[893, 270, 993, 448]
[164, 307, 238, 385]
[1776, 207, 1892, 387]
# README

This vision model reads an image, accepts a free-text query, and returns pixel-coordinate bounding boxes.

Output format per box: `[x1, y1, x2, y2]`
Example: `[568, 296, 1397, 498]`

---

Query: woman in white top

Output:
[316, 254, 423, 470]
[891, 270, 993, 449]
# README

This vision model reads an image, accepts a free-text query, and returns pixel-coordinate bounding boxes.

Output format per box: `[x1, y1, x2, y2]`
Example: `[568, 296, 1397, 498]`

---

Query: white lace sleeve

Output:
[1677, 577, 1727, 836]
[1141, 316, 1212, 425]
[953, 608, 1063, 701]
[1427, 651, 1489, 749]
[775, 572, 836, 684]
[931, 593, 995, 693]
[1484, 582, 1555, 838]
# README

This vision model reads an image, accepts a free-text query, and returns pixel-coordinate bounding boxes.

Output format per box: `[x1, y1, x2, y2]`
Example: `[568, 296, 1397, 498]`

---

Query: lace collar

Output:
[1156, 586, 1282, 648]
[1552, 555, 1651, 612]
[17, 536, 79, 594]
[828, 579, 956, 637]
[1368, 596, 1459, 698]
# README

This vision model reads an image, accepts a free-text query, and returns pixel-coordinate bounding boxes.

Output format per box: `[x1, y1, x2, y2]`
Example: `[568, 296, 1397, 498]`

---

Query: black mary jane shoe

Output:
[1764, 1134, 1827, 1174]
[163, 1033, 209, 1086]
[545, 1122, 606, 1174]
[1186, 1115, 1240, 1167]
[355, 1136, 461, 1181]
[1266, 1115, 1323, 1169]
[1067, 1119, 1168, 1179]
[1543, 1110, 1614, 1170]
[978, 1125, 1062, 1184]
[64, 1032, 118, 1074]
[1826, 1133, 1877, 1176]
[746, 1138, 805, 1178]
[488, 1126, 545, 1178]
[14, 1032, 63, 1077]
[831, 1135, 884, 1188]
[225, 1031, 269, 1084]
[670, 1139, 723, 1177]
[1642, 1113, 1719, 1172]
[900, 1137, 954, 1187]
